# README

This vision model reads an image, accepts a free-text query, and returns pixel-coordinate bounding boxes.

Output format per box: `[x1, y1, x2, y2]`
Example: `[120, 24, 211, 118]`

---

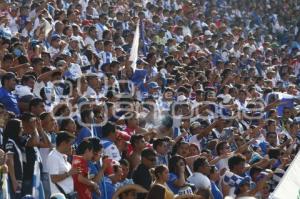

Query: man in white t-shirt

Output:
[187, 157, 211, 192]
[47, 132, 79, 195]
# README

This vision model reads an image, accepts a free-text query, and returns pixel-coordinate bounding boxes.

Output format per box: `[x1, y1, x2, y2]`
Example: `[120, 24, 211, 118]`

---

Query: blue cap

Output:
[31, 40, 42, 47]
[237, 176, 251, 187]
[51, 34, 61, 41]
[148, 82, 160, 89]
[77, 97, 89, 105]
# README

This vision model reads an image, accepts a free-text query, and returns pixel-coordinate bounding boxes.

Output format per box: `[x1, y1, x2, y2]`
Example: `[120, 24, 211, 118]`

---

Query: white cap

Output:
[222, 94, 232, 104]
[204, 30, 213, 36]
[15, 85, 33, 98]
[177, 95, 187, 102]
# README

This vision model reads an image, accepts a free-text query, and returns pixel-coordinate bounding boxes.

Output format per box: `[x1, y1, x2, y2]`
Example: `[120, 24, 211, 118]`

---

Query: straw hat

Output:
[112, 184, 148, 199]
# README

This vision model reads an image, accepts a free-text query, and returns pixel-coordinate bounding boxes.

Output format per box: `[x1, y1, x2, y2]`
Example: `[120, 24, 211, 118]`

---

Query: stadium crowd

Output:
[0, 0, 300, 198]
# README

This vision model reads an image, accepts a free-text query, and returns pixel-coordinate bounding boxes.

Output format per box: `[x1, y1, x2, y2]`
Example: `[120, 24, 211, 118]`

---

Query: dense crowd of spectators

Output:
[0, 0, 300, 199]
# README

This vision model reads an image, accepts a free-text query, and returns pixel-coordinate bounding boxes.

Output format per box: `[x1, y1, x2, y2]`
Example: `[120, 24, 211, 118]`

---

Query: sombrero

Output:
[112, 184, 148, 199]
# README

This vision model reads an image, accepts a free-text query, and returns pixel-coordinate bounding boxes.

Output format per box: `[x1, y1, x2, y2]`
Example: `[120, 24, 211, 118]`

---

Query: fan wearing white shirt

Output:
[96, 14, 109, 40]
[84, 26, 98, 53]
[7, 5, 19, 35]
[98, 40, 114, 67]
[85, 73, 104, 99]
[48, 35, 68, 59]
[47, 132, 79, 195]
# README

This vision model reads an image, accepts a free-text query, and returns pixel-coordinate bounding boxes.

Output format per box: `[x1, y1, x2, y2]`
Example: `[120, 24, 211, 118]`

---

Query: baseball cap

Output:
[148, 82, 160, 89]
[116, 131, 130, 143]
[191, 121, 201, 129]
[15, 85, 33, 98]
[222, 94, 232, 104]
[70, 36, 79, 42]
[51, 34, 61, 41]
[204, 30, 213, 36]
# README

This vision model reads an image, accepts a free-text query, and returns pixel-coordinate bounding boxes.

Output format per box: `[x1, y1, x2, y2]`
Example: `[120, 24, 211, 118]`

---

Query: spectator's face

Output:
[189, 145, 200, 156]
[64, 119, 77, 134]
[238, 91, 247, 101]
[70, 40, 79, 50]
[210, 167, 220, 181]
[42, 115, 57, 132]
[163, 91, 174, 101]
[267, 133, 277, 146]
[267, 122, 276, 133]
[64, 140, 74, 155]
[200, 160, 211, 175]
[160, 168, 170, 182]
[221, 143, 231, 155]
[261, 183, 270, 198]
[236, 161, 246, 176]
[92, 149, 103, 162]
[144, 155, 156, 168]
[33, 102, 46, 116]
[177, 143, 189, 157]
[157, 142, 168, 155]
[283, 109, 291, 118]
[25, 78, 35, 89]
[6, 78, 17, 91]
[85, 149, 93, 160]
[88, 77, 100, 89]
[136, 138, 147, 151]
[121, 164, 129, 179]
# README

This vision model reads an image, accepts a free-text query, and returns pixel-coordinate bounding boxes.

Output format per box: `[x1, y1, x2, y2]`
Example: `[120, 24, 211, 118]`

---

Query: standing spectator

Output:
[167, 155, 187, 194]
[128, 134, 147, 171]
[47, 132, 79, 196]
[73, 140, 100, 199]
[3, 119, 24, 199]
[187, 157, 212, 192]
[99, 163, 123, 199]
[152, 165, 174, 199]
[75, 109, 94, 145]
[208, 166, 223, 199]
[0, 72, 20, 115]
[132, 148, 157, 190]
[153, 138, 169, 166]
[115, 159, 134, 190]
[39, 112, 57, 199]
[100, 122, 121, 161]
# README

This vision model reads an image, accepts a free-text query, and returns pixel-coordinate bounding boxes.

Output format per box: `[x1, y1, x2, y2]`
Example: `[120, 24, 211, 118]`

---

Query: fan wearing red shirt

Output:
[72, 140, 100, 199]
[124, 111, 139, 136]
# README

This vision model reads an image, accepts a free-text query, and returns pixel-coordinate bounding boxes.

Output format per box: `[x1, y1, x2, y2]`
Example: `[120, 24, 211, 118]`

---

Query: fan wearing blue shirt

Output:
[0, 72, 20, 115]
[75, 109, 94, 145]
